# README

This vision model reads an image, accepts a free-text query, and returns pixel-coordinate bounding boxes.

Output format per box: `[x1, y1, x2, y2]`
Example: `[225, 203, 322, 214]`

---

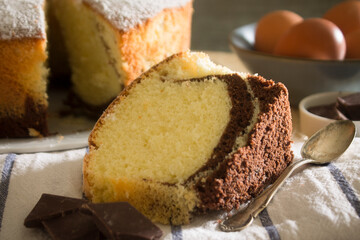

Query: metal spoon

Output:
[219, 120, 356, 232]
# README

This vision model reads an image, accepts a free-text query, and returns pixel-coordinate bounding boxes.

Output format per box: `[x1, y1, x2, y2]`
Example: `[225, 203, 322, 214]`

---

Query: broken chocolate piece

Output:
[24, 194, 86, 228]
[25, 194, 163, 240]
[42, 212, 102, 240]
[336, 93, 360, 120]
[81, 202, 163, 240]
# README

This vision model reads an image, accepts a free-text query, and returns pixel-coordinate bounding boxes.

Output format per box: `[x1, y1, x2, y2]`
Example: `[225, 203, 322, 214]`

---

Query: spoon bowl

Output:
[220, 120, 356, 232]
[301, 120, 356, 162]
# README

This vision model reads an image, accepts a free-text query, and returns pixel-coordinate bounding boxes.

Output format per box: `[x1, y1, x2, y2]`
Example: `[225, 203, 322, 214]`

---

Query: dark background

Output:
[191, 0, 345, 51]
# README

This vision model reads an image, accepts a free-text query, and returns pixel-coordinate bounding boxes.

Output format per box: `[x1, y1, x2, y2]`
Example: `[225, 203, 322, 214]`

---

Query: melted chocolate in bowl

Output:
[307, 92, 360, 121]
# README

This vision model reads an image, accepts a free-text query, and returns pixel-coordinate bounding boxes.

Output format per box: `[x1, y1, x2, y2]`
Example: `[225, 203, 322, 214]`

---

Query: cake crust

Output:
[0, 38, 48, 138]
[83, 0, 192, 32]
[0, 0, 48, 137]
[118, 1, 193, 86]
[85, 0, 193, 86]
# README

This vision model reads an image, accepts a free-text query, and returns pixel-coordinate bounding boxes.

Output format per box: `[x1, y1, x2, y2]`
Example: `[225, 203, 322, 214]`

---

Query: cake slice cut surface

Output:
[89, 77, 232, 184]
[83, 52, 293, 225]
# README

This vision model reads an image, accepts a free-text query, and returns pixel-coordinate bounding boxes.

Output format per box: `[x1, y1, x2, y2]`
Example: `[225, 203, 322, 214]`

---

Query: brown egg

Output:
[254, 10, 303, 53]
[323, 0, 360, 36]
[345, 28, 360, 58]
[273, 18, 346, 60]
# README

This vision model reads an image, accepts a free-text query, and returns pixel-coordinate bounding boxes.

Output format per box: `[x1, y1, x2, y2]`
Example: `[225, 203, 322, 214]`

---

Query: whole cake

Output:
[0, 0, 193, 138]
[83, 51, 294, 225]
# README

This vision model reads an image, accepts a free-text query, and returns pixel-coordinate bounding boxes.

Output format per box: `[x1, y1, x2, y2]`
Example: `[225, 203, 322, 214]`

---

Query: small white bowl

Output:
[299, 92, 360, 137]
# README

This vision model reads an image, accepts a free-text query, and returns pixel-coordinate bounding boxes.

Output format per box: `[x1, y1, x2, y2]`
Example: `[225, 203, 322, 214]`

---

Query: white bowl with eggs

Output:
[229, 23, 360, 105]
[299, 91, 360, 137]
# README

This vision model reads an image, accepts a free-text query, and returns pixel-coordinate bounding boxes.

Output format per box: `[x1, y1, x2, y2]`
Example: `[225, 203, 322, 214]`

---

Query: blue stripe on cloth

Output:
[327, 163, 360, 218]
[171, 225, 183, 240]
[259, 208, 281, 240]
[0, 153, 16, 229]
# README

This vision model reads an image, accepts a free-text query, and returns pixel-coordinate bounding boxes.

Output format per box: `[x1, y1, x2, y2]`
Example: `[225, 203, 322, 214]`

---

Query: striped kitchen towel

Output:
[0, 138, 359, 240]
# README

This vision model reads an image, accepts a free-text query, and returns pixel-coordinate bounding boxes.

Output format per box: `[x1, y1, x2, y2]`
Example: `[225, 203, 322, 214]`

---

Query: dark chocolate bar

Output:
[24, 194, 163, 240]
[42, 212, 102, 240]
[336, 93, 360, 120]
[24, 194, 86, 228]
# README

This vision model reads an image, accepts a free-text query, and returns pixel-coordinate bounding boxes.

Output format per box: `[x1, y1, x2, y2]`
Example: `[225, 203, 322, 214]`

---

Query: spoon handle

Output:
[219, 158, 314, 232]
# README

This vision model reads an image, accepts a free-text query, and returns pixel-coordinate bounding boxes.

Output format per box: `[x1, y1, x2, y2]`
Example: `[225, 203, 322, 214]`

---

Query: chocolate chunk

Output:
[42, 212, 102, 240]
[307, 103, 346, 120]
[81, 202, 163, 240]
[336, 93, 360, 120]
[24, 194, 86, 228]
[25, 194, 162, 240]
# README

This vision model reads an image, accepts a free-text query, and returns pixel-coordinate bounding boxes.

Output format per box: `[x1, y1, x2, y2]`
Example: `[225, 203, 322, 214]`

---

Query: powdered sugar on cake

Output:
[0, 0, 190, 39]
[0, 0, 45, 40]
[84, 0, 191, 31]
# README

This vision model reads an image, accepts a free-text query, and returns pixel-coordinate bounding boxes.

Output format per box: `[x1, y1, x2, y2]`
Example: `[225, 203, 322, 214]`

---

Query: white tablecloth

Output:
[0, 134, 359, 240]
